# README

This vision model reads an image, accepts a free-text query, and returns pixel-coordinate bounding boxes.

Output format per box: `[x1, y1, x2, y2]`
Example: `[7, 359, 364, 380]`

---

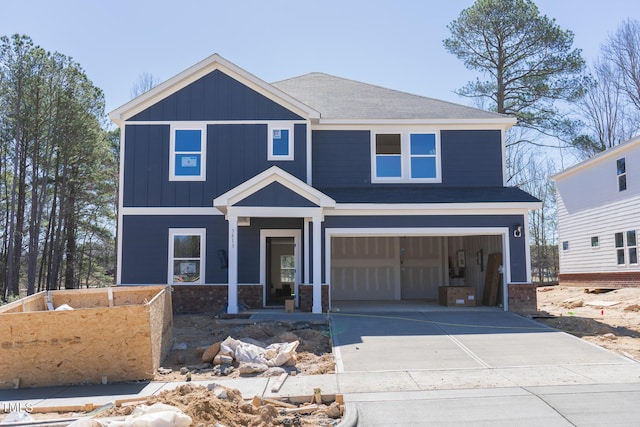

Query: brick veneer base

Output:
[559, 272, 640, 288]
[298, 284, 329, 313]
[507, 283, 537, 314]
[171, 285, 263, 314]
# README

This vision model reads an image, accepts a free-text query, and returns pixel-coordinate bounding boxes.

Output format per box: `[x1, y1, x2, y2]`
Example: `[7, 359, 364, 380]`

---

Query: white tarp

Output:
[220, 337, 299, 367]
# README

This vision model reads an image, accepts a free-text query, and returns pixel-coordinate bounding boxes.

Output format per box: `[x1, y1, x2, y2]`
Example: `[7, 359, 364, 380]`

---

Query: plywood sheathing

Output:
[0, 285, 172, 389]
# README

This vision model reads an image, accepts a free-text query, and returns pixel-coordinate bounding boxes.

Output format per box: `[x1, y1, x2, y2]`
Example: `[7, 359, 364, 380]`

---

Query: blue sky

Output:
[1, 0, 639, 119]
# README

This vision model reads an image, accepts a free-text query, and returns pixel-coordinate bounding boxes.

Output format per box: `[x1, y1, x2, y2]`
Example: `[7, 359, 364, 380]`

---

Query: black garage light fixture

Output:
[513, 224, 523, 238]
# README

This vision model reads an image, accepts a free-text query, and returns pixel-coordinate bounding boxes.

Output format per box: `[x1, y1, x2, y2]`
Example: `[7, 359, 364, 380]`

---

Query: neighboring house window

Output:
[372, 131, 440, 182]
[617, 157, 626, 191]
[268, 123, 294, 161]
[169, 228, 205, 284]
[170, 126, 206, 181]
[615, 232, 625, 265]
[280, 255, 295, 282]
[562, 241, 569, 251]
[591, 236, 599, 248]
[628, 230, 638, 265]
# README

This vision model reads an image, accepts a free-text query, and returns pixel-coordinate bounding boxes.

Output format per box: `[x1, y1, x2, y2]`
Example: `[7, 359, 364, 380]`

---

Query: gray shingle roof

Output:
[318, 186, 541, 204]
[272, 72, 510, 121]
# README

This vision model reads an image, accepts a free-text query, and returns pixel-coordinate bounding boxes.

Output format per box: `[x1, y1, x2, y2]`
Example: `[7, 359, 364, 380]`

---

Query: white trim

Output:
[213, 166, 335, 214]
[168, 228, 206, 285]
[306, 121, 312, 185]
[228, 206, 323, 218]
[324, 227, 512, 311]
[228, 216, 238, 314]
[316, 118, 517, 127]
[260, 229, 302, 307]
[122, 207, 224, 216]
[116, 125, 126, 285]
[371, 130, 442, 184]
[304, 218, 310, 285]
[109, 54, 320, 126]
[326, 204, 540, 215]
[123, 119, 308, 126]
[169, 124, 207, 181]
[267, 123, 294, 161]
[501, 128, 508, 187]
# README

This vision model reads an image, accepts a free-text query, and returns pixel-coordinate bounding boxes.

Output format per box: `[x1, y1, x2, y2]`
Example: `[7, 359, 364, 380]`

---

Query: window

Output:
[170, 126, 206, 181]
[628, 230, 638, 265]
[615, 232, 625, 265]
[280, 255, 295, 282]
[562, 241, 569, 251]
[268, 124, 294, 161]
[591, 236, 599, 248]
[372, 131, 440, 182]
[375, 134, 402, 177]
[615, 231, 637, 265]
[617, 157, 626, 191]
[169, 229, 205, 284]
[410, 133, 437, 178]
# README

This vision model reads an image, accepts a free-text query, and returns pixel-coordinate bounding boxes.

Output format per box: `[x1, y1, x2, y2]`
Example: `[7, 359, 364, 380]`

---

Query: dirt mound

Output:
[103, 384, 341, 426]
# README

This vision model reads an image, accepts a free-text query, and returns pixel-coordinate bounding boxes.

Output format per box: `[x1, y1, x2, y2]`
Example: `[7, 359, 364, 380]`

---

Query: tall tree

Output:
[130, 72, 160, 98]
[603, 19, 640, 111]
[0, 35, 116, 299]
[443, 0, 587, 140]
[574, 59, 640, 158]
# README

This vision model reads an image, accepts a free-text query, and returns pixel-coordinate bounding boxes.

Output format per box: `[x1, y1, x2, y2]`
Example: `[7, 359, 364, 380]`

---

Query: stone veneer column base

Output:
[507, 283, 537, 314]
[298, 284, 329, 312]
[170, 285, 263, 314]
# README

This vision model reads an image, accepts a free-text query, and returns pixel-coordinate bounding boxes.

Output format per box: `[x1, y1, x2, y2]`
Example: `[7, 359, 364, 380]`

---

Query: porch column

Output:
[312, 215, 323, 314]
[227, 215, 239, 314]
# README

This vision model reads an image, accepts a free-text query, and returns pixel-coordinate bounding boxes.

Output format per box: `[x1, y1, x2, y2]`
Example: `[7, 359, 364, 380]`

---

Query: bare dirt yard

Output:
[535, 285, 640, 362]
[157, 314, 335, 381]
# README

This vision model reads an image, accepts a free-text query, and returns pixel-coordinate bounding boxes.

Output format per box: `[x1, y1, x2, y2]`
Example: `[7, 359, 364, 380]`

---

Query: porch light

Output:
[513, 224, 523, 238]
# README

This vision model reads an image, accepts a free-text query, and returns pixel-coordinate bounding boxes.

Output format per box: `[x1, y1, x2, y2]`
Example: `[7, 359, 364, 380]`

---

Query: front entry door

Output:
[261, 230, 300, 307]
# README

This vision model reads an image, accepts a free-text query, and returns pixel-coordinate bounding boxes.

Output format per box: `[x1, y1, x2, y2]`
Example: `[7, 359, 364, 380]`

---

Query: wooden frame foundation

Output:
[0, 286, 173, 389]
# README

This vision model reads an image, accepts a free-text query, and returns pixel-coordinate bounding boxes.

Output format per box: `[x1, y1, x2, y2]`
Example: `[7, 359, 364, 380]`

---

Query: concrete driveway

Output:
[330, 304, 640, 426]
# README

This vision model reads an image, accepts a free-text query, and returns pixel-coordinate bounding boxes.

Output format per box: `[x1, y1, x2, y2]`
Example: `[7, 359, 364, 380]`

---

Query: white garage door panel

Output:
[401, 236, 443, 299]
[331, 236, 398, 300]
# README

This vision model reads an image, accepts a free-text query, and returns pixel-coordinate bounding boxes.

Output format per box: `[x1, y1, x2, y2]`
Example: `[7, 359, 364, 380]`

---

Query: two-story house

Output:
[109, 54, 540, 314]
[553, 135, 640, 287]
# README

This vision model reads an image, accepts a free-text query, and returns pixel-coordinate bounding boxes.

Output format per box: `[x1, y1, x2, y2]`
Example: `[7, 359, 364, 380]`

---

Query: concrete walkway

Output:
[329, 305, 640, 426]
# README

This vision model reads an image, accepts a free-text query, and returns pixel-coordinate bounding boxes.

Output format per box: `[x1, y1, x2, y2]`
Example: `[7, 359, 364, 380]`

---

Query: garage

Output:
[329, 234, 504, 303]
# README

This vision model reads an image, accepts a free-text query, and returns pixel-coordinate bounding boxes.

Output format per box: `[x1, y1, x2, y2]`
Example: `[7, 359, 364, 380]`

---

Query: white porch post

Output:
[312, 215, 323, 314]
[227, 215, 239, 314]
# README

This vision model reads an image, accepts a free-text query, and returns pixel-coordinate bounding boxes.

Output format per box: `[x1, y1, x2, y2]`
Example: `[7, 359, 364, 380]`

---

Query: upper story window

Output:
[170, 126, 206, 181]
[616, 157, 626, 191]
[372, 131, 440, 182]
[591, 236, 599, 248]
[268, 123, 294, 161]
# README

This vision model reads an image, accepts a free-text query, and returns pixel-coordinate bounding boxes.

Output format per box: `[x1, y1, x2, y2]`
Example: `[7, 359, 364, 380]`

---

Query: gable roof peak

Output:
[109, 54, 320, 126]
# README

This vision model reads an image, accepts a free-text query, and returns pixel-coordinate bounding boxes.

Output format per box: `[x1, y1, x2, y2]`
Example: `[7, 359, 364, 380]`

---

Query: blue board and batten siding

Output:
[123, 123, 307, 207]
[129, 70, 303, 122]
[120, 216, 304, 285]
[311, 129, 503, 188]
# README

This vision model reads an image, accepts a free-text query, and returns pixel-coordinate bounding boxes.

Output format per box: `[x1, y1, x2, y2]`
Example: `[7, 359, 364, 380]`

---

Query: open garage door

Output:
[331, 236, 444, 301]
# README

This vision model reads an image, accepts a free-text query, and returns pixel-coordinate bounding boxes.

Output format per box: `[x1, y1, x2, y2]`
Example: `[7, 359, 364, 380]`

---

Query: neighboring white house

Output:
[552, 135, 640, 287]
